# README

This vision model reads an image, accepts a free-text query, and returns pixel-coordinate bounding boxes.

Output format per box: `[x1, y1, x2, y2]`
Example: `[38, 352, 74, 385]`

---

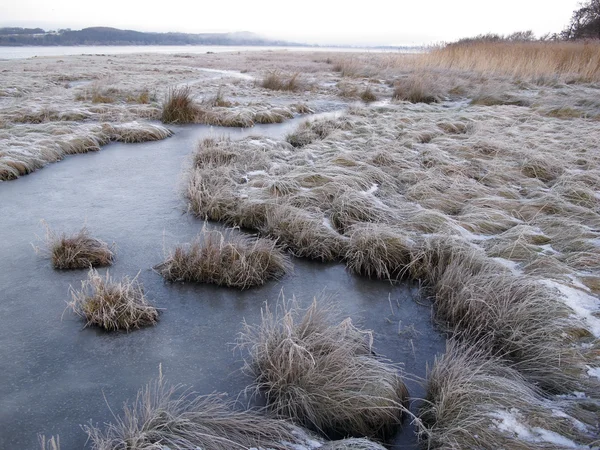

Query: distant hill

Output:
[0, 27, 300, 46]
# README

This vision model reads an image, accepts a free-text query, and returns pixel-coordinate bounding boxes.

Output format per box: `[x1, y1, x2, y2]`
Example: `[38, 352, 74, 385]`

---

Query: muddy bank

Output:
[0, 120, 445, 449]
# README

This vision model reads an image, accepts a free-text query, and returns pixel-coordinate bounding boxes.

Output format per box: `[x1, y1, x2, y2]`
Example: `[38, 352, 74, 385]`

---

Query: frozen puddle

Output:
[0, 119, 445, 449]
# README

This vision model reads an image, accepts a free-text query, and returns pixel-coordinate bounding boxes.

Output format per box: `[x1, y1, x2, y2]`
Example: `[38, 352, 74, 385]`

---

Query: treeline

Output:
[0, 27, 295, 46]
[450, 0, 599, 45]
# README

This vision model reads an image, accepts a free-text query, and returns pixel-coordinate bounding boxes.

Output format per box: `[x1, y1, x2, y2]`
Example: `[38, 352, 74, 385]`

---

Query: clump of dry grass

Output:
[161, 86, 199, 124]
[239, 299, 410, 439]
[67, 268, 158, 331]
[103, 122, 173, 143]
[409, 236, 588, 393]
[261, 71, 301, 91]
[420, 340, 600, 449]
[36, 225, 114, 270]
[155, 225, 291, 289]
[84, 370, 308, 450]
[262, 205, 347, 262]
[286, 117, 350, 147]
[344, 223, 413, 280]
[392, 75, 443, 104]
[360, 86, 377, 103]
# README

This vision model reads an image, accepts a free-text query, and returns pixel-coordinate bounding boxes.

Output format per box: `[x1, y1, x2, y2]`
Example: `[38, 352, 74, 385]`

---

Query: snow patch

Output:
[541, 280, 600, 338]
[587, 366, 600, 379]
[490, 409, 581, 448]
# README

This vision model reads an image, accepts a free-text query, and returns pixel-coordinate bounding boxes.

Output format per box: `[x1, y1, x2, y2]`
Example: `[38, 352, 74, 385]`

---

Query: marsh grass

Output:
[262, 205, 347, 261]
[344, 223, 413, 280]
[84, 370, 305, 450]
[161, 86, 198, 124]
[392, 75, 442, 104]
[420, 341, 600, 449]
[424, 40, 600, 82]
[261, 71, 301, 91]
[239, 298, 410, 439]
[67, 268, 158, 331]
[155, 225, 291, 289]
[36, 225, 114, 270]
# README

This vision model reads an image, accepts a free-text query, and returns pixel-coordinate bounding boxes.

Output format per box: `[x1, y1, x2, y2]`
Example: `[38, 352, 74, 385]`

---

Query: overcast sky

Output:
[0, 0, 580, 46]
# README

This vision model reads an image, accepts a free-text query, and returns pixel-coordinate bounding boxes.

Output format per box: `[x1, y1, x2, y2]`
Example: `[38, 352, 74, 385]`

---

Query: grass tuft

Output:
[155, 225, 291, 289]
[344, 223, 413, 280]
[84, 370, 308, 450]
[261, 71, 302, 91]
[161, 86, 198, 124]
[239, 298, 410, 439]
[67, 268, 158, 331]
[392, 75, 441, 104]
[36, 225, 114, 270]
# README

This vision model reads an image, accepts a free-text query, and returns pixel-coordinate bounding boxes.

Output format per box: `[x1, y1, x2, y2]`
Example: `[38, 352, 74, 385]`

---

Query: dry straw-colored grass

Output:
[36, 225, 114, 270]
[422, 40, 600, 82]
[420, 340, 600, 449]
[239, 298, 410, 439]
[84, 370, 307, 450]
[161, 86, 198, 124]
[155, 225, 291, 289]
[261, 70, 302, 91]
[67, 268, 158, 331]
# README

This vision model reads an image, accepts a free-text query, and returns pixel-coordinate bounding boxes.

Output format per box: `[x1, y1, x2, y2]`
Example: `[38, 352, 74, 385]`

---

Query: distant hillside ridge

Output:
[0, 26, 301, 46]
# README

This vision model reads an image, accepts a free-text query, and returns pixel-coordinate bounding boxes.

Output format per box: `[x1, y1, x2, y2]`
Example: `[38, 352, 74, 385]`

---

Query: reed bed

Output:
[423, 40, 600, 82]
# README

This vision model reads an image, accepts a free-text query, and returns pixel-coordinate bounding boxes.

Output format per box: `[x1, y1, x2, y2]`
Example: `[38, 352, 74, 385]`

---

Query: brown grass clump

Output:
[67, 268, 158, 332]
[155, 225, 291, 289]
[409, 236, 587, 393]
[239, 299, 410, 439]
[344, 223, 413, 280]
[420, 341, 600, 449]
[84, 370, 307, 450]
[161, 86, 199, 124]
[37, 225, 114, 270]
[360, 86, 377, 103]
[103, 123, 173, 143]
[262, 205, 347, 262]
[392, 75, 442, 104]
[261, 71, 301, 91]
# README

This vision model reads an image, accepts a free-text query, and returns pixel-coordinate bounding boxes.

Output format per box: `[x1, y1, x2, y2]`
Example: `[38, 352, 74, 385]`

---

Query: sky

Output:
[0, 0, 581, 46]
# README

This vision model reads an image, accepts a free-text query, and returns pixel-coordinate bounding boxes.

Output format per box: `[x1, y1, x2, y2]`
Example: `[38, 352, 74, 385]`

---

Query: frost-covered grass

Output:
[178, 68, 600, 447]
[67, 268, 158, 332]
[239, 299, 410, 439]
[35, 224, 114, 270]
[421, 341, 599, 449]
[155, 225, 291, 289]
[84, 370, 311, 450]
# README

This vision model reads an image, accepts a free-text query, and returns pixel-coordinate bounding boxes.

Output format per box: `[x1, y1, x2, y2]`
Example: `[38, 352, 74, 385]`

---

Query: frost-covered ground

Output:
[2, 50, 599, 448]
